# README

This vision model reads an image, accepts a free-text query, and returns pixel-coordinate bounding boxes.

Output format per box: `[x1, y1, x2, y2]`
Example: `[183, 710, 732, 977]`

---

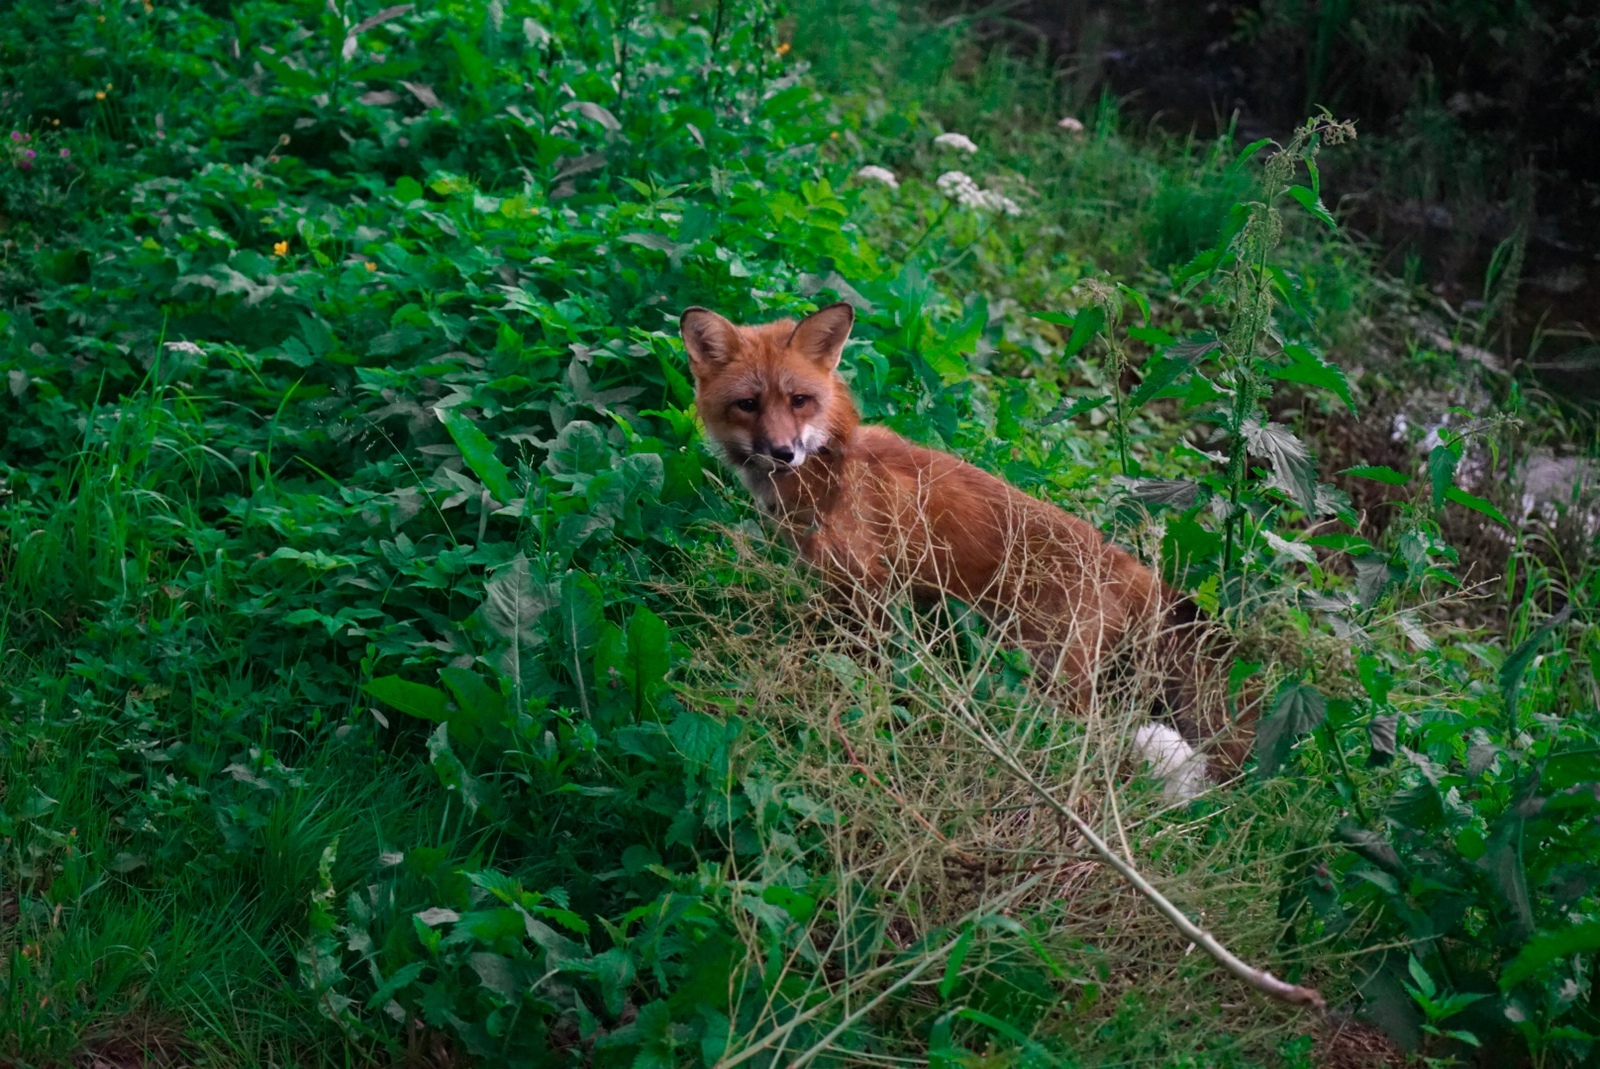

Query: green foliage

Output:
[1, 0, 1596, 1066]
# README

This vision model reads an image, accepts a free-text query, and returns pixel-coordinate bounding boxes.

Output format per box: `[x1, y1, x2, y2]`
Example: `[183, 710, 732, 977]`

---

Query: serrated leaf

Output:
[1341, 464, 1411, 486]
[1126, 478, 1200, 507]
[667, 709, 722, 767]
[1037, 394, 1109, 427]
[1270, 344, 1354, 411]
[1130, 338, 1216, 409]
[1428, 444, 1460, 508]
[1443, 486, 1511, 527]
[1255, 682, 1328, 778]
[1353, 553, 1399, 609]
[1063, 305, 1104, 358]
[435, 405, 515, 504]
[1244, 419, 1318, 513]
[1286, 184, 1337, 229]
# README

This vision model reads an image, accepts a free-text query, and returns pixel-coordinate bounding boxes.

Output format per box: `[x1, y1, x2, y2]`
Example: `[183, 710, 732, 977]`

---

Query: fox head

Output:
[679, 303, 860, 472]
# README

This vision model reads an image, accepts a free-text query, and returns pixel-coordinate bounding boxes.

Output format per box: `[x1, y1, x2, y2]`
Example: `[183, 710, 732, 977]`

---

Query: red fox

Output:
[680, 302, 1250, 795]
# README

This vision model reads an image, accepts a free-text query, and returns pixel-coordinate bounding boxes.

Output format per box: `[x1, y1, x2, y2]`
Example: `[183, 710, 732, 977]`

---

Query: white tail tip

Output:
[1134, 724, 1208, 802]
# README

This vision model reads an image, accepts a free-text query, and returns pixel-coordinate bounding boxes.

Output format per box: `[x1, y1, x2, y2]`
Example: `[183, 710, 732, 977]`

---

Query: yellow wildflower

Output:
[95, 91, 106, 100]
[272, 240, 288, 256]
[775, 42, 791, 55]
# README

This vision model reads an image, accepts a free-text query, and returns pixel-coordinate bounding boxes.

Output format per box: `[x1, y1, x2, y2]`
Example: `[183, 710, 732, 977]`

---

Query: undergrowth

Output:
[0, 1, 1596, 1067]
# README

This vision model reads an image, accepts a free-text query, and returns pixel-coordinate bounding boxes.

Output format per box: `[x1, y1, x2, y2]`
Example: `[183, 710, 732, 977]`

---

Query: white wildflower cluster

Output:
[1058, 116, 1085, 134]
[935, 170, 1022, 217]
[933, 132, 978, 154]
[854, 164, 899, 190]
[164, 341, 205, 356]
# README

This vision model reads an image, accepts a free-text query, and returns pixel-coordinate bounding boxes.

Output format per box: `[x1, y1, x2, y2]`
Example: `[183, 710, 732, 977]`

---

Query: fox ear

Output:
[680, 307, 740, 377]
[787, 302, 855, 370]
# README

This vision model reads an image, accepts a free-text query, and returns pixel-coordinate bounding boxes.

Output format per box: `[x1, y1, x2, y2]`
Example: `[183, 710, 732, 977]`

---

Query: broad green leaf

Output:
[1270, 344, 1354, 411]
[667, 709, 722, 767]
[1244, 420, 1319, 514]
[480, 555, 551, 700]
[435, 405, 515, 504]
[1130, 338, 1215, 409]
[366, 675, 449, 722]
[1255, 682, 1328, 778]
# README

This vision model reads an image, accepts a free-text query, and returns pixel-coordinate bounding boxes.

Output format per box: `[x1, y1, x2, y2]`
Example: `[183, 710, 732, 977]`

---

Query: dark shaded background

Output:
[949, 0, 1600, 397]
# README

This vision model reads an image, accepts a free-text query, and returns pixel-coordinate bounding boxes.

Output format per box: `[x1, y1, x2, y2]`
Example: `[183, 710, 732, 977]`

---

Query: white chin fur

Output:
[1133, 724, 1208, 802]
[791, 425, 829, 468]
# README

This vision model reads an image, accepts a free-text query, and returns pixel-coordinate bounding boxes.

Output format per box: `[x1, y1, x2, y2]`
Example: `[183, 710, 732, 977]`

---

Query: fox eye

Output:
[734, 398, 758, 413]
[790, 394, 810, 409]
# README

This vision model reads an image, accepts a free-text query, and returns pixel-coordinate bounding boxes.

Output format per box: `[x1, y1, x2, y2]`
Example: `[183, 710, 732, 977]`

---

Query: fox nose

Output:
[768, 444, 795, 463]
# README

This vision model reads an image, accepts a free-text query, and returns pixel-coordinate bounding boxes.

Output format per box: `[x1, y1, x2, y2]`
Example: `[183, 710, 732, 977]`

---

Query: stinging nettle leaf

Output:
[1255, 681, 1328, 779]
[1443, 486, 1511, 527]
[1038, 394, 1109, 427]
[1244, 419, 1319, 514]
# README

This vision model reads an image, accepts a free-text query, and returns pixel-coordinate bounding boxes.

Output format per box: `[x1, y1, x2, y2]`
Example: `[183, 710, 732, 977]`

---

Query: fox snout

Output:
[754, 436, 795, 464]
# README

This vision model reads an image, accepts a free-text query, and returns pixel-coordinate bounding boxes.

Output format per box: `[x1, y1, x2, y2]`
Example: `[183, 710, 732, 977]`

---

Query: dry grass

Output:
[657, 522, 1366, 1065]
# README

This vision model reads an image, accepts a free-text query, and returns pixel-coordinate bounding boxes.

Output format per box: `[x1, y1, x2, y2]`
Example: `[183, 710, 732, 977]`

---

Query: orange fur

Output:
[681, 303, 1251, 772]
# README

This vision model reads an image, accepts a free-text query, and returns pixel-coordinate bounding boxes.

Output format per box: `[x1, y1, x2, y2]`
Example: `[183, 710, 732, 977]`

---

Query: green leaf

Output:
[1501, 604, 1573, 730]
[1244, 420, 1318, 513]
[1443, 486, 1511, 527]
[1130, 338, 1216, 409]
[426, 724, 489, 816]
[939, 925, 975, 999]
[667, 709, 722, 767]
[1063, 305, 1104, 358]
[1286, 184, 1337, 229]
[1428, 444, 1460, 509]
[366, 676, 449, 722]
[1255, 682, 1328, 778]
[480, 555, 551, 700]
[468, 952, 519, 998]
[1270, 344, 1354, 411]
[435, 405, 515, 504]
[1037, 394, 1109, 427]
[1501, 922, 1600, 989]
[1340, 464, 1411, 486]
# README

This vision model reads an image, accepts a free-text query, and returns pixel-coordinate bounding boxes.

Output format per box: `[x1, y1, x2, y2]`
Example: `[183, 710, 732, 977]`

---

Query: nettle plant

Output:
[1035, 115, 1598, 1062]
